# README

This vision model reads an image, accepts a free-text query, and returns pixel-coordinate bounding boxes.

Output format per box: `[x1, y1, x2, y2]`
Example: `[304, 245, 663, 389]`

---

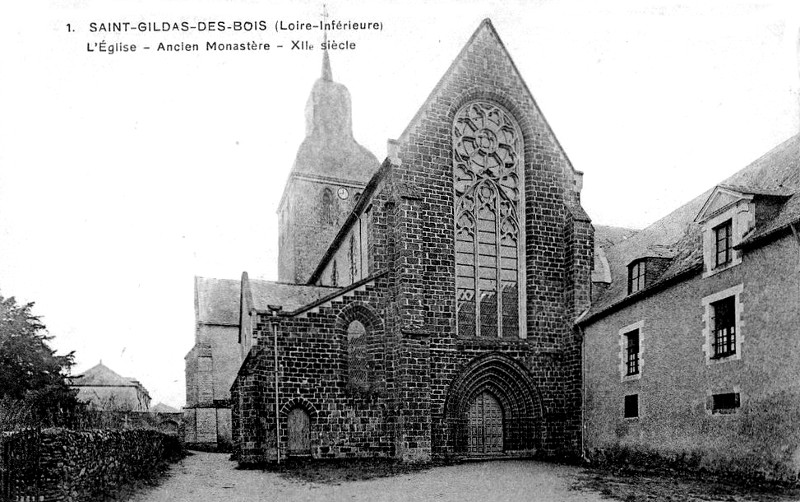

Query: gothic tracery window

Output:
[454, 102, 523, 338]
[347, 320, 368, 390]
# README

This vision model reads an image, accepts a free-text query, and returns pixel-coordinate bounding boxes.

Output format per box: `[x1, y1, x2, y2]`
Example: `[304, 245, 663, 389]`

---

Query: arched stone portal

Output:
[444, 353, 543, 456]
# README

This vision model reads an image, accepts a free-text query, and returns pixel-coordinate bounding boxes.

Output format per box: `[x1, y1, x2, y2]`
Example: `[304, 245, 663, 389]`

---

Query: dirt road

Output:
[129, 452, 606, 502]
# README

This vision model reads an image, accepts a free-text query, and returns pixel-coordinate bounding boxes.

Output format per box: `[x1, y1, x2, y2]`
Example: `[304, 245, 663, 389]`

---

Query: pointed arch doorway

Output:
[445, 353, 543, 456]
[468, 391, 503, 454]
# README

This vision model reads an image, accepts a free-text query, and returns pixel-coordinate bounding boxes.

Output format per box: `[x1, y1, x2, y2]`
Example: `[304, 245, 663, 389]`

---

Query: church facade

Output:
[229, 19, 592, 463]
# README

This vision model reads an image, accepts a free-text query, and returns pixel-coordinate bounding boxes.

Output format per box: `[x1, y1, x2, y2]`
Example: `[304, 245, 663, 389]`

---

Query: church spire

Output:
[277, 1, 379, 284]
[321, 37, 332, 81]
[321, 4, 332, 81]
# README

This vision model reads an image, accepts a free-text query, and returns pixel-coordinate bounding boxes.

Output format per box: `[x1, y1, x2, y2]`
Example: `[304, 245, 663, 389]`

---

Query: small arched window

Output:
[331, 260, 338, 287]
[347, 320, 368, 390]
[321, 188, 334, 225]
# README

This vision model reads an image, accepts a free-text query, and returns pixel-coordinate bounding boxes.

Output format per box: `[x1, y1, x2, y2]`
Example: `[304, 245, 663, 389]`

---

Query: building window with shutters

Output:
[712, 296, 736, 358]
[625, 330, 640, 376]
[702, 284, 743, 364]
[619, 320, 644, 381]
[453, 101, 525, 338]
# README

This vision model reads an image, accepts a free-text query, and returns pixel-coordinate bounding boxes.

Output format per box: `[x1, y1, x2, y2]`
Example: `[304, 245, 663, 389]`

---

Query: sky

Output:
[0, 0, 798, 408]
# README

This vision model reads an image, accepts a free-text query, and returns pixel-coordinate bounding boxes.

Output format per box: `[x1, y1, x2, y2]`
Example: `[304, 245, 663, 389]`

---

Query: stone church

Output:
[186, 17, 800, 476]
[224, 18, 592, 463]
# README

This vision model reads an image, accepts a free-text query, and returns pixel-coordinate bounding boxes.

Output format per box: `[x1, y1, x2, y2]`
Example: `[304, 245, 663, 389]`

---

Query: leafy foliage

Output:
[0, 295, 73, 399]
[0, 295, 80, 428]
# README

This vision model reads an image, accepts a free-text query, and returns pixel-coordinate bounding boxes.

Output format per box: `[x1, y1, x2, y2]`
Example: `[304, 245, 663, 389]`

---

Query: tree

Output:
[0, 295, 80, 427]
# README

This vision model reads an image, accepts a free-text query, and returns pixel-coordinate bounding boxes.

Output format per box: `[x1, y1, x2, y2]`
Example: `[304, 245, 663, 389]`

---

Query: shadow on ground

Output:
[251, 456, 440, 484]
[573, 466, 800, 502]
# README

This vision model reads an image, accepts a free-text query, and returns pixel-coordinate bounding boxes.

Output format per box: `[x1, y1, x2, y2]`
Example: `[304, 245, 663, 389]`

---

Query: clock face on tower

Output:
[337, 187, 349, 200]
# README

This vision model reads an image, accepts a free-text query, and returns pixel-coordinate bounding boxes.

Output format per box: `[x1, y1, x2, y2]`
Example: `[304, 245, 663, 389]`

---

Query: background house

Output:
[70, 361, 151, 412]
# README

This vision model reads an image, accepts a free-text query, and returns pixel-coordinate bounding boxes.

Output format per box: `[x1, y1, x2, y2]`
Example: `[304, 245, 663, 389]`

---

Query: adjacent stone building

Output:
[579, 136, 800, 480]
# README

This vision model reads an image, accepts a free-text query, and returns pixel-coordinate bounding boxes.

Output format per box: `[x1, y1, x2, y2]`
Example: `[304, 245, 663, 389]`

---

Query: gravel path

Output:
[129, 452, 607, 502]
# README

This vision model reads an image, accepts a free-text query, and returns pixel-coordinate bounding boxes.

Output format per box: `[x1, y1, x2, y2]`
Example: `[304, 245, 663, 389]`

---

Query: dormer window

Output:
[694, 185, 790, 278]
[713, 220, 732, 268]
[627, 260, 645, 294]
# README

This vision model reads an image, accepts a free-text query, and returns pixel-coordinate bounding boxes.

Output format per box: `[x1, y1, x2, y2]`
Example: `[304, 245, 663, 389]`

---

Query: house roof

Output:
[594, 225, 638, 248]
[151, 402, 181, 413]
[581, 133, 800, 324]
[740, 194, 800, 246]
[72, 362, 138, 387]
[195, 276, 336, 325]
[592, 225, 638, 283]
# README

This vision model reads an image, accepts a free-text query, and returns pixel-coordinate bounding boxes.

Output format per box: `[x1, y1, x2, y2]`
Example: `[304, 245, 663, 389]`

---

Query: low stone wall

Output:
[1, 428, 182, 501]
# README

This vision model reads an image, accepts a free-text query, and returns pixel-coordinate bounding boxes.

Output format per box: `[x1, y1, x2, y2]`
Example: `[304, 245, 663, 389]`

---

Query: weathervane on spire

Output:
[322, 3, 329, 44]
[321, 3, 332, 81]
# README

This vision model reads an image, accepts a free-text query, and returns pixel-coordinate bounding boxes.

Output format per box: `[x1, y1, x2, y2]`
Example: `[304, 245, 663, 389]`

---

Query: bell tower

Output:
[277, 46, 379, 284]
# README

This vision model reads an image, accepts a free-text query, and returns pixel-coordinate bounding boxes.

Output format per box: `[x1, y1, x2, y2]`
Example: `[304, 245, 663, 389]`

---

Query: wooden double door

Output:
[467, 391, 503, 455]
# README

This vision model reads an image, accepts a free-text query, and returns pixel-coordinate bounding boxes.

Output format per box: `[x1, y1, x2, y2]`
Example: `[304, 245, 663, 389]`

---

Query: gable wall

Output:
[383, 23, 591, 458]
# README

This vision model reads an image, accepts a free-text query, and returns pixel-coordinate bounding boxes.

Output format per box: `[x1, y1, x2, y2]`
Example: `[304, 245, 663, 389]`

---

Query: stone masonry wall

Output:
[280, 179, 362, 284]
[0, 428, 181, 502]
[380, 22, 591, 459]
[232, 278, 394, 464]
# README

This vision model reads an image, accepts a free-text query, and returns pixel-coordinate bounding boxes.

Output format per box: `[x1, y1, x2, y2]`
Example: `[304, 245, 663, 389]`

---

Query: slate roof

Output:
[594, 225, 638, 248]
[581, 134, 800, 324]
[195, 276, 336, 325]
[592, 225, 638, 283]
[72, 362, 138, 388]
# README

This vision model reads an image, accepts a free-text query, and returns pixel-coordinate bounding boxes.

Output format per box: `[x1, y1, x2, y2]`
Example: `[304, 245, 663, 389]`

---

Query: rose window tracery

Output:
[454, 102, 523, 338]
